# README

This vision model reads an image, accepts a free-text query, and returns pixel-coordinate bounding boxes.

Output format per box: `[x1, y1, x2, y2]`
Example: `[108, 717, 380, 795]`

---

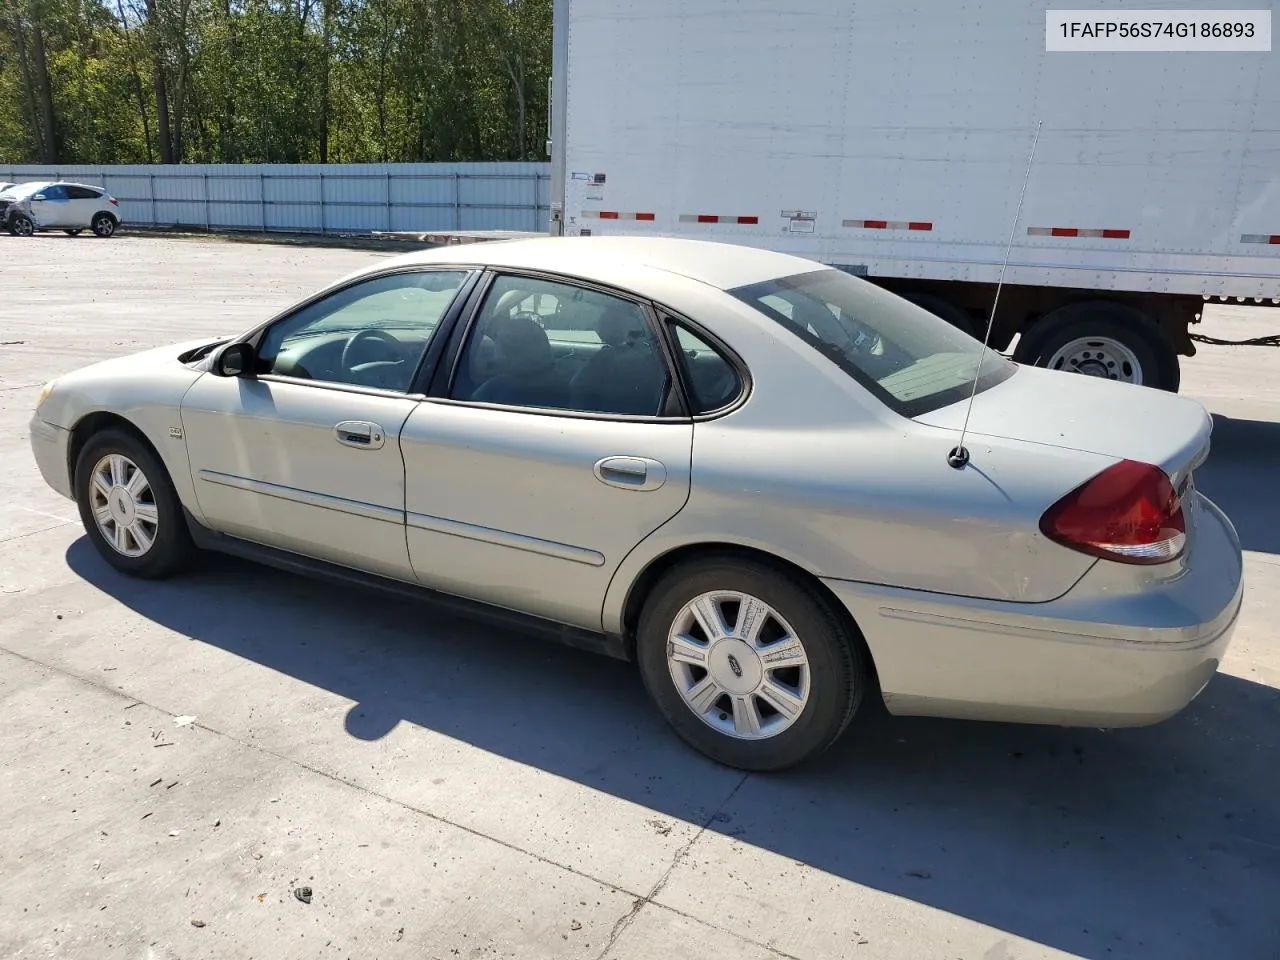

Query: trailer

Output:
[545, 0, 1280, 391]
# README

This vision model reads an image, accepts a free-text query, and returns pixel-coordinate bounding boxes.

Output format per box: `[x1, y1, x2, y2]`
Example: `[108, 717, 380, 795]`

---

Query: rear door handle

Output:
[335, 420, 386, 450]
[594, 456, 667, 492]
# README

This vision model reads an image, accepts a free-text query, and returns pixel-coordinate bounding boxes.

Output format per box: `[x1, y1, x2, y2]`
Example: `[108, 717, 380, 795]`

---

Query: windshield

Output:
[731, 269, 1016, 417]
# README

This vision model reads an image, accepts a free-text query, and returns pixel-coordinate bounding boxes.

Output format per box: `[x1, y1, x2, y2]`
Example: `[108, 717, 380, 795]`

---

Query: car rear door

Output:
[66, 185, 104, 225]
[399, 272, 694, 631]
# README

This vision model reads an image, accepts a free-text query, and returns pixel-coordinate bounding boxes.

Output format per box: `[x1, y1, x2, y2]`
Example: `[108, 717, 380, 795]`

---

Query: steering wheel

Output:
[341, 328, 405, 372]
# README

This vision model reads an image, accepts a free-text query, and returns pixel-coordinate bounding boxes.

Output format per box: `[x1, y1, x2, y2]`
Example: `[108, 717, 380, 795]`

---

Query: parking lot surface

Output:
[2, 235, 1278, 960]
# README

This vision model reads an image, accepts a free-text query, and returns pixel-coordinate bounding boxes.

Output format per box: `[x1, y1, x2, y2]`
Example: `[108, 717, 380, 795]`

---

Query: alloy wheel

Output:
[89, 454, 159, 557]
[666, 590, 811, 740]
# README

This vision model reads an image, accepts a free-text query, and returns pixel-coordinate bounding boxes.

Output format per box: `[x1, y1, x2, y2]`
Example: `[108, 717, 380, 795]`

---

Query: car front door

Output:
[180, 268, 474, 580]
[399, 272, 694, 631]
[30, 184, 68, 226]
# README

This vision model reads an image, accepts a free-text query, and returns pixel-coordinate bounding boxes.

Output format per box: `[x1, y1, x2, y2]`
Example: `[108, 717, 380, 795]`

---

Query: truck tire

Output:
[1013, 301, 1180, 392]
[901, 292, 976, 338]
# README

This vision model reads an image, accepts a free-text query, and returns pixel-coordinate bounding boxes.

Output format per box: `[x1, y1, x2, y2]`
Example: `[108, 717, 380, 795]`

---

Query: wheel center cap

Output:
[707, 639, 762, 695]
[109, 487, 136, 525]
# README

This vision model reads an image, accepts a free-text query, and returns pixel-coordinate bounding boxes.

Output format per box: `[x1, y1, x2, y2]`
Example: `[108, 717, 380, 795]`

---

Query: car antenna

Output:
[948, 119, 1043, 469]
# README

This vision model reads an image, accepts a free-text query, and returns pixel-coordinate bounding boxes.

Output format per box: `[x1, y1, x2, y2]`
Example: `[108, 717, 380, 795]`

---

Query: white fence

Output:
[0, 162, 551, 235]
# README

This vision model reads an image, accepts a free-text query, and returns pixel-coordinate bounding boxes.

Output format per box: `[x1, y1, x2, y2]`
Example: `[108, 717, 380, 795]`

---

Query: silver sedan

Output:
[28, 237, 1244, 770]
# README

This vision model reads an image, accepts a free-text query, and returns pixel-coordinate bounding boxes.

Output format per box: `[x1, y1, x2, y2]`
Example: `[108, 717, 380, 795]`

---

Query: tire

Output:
[902, 291, 976, 338]
[9, 214, 34, 237]
[91, 213, 117, 238]
[636, 556, 866, 771]
[63, 228, 83, 236]
[74, 427, 196, 578]
[1013, 301, 1180, 392]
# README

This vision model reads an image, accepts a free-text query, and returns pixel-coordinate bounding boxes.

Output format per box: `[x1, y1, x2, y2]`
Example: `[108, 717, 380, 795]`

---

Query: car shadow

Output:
[67, 540, 1280, 960]
[1197, 414, 1280, 555]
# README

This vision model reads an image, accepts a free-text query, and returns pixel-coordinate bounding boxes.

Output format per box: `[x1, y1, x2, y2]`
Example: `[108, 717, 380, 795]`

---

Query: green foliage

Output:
[0, 0, 551, 163]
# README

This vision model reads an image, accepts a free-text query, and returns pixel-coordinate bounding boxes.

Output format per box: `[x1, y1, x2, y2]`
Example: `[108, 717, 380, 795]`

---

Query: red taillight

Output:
[1039, 459, 1186, 565]
[109, 197, 118, 206]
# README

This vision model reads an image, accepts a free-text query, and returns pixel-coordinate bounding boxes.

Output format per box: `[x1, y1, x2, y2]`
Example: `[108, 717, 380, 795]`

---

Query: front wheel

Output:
[636, 557, 866, 771]
[9, 214, 34, 237]
[74, 428, 195, 578]
[91, 213, 117, 238]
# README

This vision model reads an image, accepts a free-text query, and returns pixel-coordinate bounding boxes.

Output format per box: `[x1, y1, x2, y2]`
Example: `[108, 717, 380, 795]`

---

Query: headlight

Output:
[35, 380, 56, 410]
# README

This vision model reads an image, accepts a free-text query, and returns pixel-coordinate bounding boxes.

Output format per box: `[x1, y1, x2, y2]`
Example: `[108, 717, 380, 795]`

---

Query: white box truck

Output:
[546, 0, 1280, 391]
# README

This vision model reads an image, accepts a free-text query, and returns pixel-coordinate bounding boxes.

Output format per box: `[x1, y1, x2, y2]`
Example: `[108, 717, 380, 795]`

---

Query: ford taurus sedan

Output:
[28, 237, 1244, 770]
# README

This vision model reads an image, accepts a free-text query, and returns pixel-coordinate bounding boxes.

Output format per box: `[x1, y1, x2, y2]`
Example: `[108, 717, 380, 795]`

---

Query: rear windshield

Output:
[731, 269, 1016, 417]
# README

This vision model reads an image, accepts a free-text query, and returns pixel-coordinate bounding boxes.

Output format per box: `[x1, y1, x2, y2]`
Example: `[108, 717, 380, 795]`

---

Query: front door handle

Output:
[594, 456, 667, 492]
[335, 420, 386, 450]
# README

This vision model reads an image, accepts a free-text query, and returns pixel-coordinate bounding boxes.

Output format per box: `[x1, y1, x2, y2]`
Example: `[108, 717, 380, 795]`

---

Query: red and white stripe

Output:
[842, 219, 933, 231]
[678, 214, 759, 225]
[582, 210, 655, 221]
[1240, 233, 1280, 244]
[1027, 226, 1131, 239]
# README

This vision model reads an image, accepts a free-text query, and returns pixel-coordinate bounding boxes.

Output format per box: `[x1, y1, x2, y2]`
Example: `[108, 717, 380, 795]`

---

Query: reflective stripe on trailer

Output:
[1028, 227, 1131, 239]
[582, 211, 656, 221]
[1240, 234, 1280, 244]
[678, 214, 759, 225]
[843, 219, 933, 231]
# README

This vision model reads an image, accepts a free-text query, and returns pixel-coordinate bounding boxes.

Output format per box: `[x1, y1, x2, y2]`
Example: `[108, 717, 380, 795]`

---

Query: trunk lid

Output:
[915, 365, 1213, 489]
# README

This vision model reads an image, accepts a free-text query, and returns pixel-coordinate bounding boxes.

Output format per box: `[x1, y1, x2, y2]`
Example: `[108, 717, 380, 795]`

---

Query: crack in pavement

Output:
[589, 772, 807, 960]
[0, 643, 801, 959]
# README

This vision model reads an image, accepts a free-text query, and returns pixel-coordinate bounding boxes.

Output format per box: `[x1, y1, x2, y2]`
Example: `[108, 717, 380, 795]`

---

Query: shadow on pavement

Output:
[1197, 414, 1280, 555]
[68, 540, 1280, 960]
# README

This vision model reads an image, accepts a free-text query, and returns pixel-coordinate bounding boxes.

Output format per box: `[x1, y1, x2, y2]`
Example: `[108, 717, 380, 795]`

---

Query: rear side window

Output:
[669, 322, 742, 413]
[66, 185, 103, 200]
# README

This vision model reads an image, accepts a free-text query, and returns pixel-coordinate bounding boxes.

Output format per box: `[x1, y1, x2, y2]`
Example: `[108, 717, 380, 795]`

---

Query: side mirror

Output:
[31, 194, 46, 201]
[215, 342, 256, 377]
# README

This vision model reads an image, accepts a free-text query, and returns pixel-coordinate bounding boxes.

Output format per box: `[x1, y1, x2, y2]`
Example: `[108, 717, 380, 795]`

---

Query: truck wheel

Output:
[902, 292, 975, 337]
[1013, 301, 1180, 392]
[636, 555, 866, 771]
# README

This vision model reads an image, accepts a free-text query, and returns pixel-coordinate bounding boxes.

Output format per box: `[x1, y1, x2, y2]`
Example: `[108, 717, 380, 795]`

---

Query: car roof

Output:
[372, 236, 827, 292]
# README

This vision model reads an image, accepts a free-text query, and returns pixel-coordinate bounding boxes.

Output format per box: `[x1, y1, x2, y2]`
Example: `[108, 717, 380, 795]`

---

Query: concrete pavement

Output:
[1, 235, 1277, 959]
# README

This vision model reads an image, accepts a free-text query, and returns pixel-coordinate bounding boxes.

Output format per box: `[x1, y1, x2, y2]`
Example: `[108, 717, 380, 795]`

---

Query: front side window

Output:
[452, 274, 672, 416]
[256, 270, 469, 392]
[731, 269, 1015, 417]
[40, 185, 68, 200]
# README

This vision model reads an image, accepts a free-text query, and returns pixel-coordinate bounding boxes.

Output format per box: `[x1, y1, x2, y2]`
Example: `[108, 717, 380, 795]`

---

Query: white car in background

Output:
[1, 180, 122, 238]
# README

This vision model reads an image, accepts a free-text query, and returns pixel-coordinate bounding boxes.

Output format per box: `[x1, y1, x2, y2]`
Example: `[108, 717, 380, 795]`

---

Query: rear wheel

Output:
[9, 214, 34, 237]
[1013, 301, 1180, 392]
[63, 228, 82, 236]
[74, 428, 195, 578]
[636, 556, 866, 771]
[91, 213, 117, 238]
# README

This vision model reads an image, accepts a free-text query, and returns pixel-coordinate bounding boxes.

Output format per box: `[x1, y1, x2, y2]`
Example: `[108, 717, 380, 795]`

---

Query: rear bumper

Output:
[823, 492, 1244, 727]
[30, 414, 73, 500]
